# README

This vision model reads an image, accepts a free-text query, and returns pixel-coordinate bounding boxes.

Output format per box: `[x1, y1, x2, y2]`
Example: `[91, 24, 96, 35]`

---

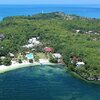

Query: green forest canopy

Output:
[0, 12, 100, 79]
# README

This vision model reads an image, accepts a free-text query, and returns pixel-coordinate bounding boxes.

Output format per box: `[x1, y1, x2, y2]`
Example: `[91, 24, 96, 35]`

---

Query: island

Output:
[0, 12, 100, 82]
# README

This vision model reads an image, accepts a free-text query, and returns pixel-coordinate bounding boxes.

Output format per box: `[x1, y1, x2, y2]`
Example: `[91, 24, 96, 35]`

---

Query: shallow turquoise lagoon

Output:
[0, 65, 100, 100]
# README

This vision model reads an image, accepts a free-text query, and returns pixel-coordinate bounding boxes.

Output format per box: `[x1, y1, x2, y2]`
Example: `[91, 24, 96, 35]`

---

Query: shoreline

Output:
[65, 68, 100, 85]
[1, 62, 99, 85]
[0, 63, 96, 83]
[0, 62, 59, 74]
[0, 62, 40, 74]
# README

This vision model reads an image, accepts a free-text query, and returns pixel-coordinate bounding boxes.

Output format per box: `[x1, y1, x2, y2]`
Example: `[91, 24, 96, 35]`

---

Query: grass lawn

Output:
[36, 52, 47, 59]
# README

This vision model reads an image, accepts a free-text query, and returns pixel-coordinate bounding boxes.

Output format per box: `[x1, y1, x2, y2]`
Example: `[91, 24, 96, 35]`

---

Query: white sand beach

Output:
[0, 62, 40, 74]
[0, 61, 58, 74]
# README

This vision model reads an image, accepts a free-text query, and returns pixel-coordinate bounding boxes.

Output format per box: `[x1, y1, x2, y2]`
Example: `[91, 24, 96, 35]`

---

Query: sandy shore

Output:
[0, 62, 40, 74]
[0, 61, 61, 74]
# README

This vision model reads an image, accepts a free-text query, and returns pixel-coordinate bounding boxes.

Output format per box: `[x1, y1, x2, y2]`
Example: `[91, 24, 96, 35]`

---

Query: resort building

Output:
[28, 37, 40, 46]
[76, 62, 85, 67]
[22, 44, 34, 48]
[9, 53, 14, 57]
[0, 34, 4, 41]
[22, 37, 40, 49]
[44, 47, 53, 53]
[52, 53, 62, 59]
[52, 53, 62, 63]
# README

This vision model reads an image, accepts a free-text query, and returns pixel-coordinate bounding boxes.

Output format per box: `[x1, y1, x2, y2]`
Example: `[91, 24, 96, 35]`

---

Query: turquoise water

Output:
[0, 65, 100, 100]
[25, 53, 34, 60]
[0, 5, 100, 20]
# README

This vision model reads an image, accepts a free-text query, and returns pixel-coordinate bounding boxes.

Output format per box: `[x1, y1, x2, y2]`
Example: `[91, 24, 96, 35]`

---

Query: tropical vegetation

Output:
[0, 12, 100, 80]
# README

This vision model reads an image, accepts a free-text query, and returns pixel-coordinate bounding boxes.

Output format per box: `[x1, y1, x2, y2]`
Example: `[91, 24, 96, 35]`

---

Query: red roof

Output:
[44, 47, 53, 52]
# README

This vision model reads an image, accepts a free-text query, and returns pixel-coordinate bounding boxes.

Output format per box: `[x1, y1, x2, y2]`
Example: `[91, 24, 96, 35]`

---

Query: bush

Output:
[29, 59, 33, 63]
[18, 59, 22, 63]
[34, 55, 39, 62]
[68, 64, 75, 71]
[75, 67, 90, 79]
[3, 57, 11, 66]
[0, 58, 2, 65]
[50, 57, 58, 63]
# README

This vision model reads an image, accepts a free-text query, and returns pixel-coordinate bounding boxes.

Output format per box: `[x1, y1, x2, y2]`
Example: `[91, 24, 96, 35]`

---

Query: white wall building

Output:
[22, 37, 40, 48]
[52, 53, 62, 59]
[76, 62, 85, 67]
[22, 44, 34, 48]
[28, 37, 40, 45]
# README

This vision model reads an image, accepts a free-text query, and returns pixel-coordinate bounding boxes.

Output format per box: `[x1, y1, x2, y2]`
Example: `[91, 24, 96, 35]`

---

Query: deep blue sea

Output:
[0, 65, 100, 100]
[0, 5, 100, 20]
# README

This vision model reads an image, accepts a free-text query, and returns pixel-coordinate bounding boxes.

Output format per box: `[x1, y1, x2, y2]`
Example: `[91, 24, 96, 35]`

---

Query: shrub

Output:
[18, 59, 22, 63]
[0, 58, 2, 65]
[3, 57, 11, 66]
[29, 59, 33, 63]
